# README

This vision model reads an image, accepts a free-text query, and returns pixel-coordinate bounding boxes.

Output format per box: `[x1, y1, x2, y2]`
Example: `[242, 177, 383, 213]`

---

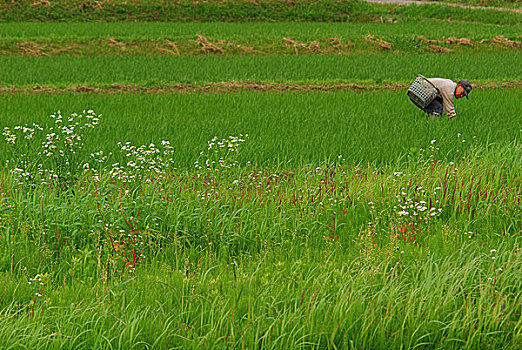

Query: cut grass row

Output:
[1, 0, 520, 25]
[1, 90, 520, 168]
[1, 22, 520, 56]
[0, 53, 520, 87]
[2, 35, 520, 57]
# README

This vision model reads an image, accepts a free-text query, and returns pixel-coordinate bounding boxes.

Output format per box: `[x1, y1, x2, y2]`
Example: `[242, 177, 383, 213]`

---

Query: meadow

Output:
[0, 1, 521, 349]
[0, 102, 520, 349]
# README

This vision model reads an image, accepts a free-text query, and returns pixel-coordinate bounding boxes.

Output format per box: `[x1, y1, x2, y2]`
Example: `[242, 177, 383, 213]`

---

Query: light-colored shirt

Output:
[428, 78, 457, 118]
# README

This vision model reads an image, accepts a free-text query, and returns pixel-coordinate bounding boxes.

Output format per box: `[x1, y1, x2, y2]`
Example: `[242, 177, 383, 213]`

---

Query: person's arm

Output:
[437, 84, 456, 118]
[441, 93, 456, 118]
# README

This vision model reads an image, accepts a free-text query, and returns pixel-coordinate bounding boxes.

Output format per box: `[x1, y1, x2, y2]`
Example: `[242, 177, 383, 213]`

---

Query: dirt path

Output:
[1, 81, 520, 95]
[363, 0, 522, 14]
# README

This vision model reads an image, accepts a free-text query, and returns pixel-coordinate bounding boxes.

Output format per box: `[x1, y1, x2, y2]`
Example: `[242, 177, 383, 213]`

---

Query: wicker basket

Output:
[407, 75, 439, 108]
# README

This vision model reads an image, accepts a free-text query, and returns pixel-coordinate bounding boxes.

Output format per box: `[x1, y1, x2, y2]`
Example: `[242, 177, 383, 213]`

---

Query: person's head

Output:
[455, 80, 472, 99]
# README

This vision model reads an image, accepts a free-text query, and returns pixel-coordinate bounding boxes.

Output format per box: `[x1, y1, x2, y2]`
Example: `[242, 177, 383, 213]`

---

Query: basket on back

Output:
[407, 75, 440, 108]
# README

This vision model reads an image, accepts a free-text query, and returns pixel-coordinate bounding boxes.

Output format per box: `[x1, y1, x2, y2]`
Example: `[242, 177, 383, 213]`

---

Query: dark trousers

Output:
[409, 96, 444, 117]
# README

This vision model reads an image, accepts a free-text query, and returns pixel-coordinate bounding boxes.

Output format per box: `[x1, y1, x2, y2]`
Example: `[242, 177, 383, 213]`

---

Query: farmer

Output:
[410, 78, 472, 119]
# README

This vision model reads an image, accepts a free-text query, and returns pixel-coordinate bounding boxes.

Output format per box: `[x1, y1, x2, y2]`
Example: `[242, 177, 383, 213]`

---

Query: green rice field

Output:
[1, 53, 521, 86]
[0, 90, 520, 168]
[0, 1, 521, 349]
[1, 22, 521, 40]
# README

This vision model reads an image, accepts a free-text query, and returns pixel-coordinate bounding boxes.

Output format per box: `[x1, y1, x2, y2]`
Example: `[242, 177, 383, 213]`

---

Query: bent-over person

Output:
[409, 78, 472, 119]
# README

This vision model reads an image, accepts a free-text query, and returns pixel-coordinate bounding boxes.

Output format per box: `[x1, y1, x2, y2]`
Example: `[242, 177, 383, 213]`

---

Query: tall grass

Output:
[0, 117, 520, 347]
[0, 89, 519, 350]
[1, 4, 520, 347]
[1, 245, 521, 349]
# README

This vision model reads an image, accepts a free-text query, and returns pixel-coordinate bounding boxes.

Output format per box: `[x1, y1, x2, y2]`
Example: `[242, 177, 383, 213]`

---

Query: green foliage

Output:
[0, 0, 377, 22]
[394, 3, 522, 25]
[0, 247, 521, 349]
[0, 0, 520, 24]
[0, 136, 520, 347]
[432, 0, 522, 8]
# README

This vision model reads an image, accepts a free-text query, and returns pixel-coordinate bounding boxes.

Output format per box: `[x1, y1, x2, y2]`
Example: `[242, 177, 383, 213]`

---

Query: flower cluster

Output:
[3, 123, 45, 182]
[40, 110, 100, 183]
[195, 134, 248, 171]
[2, 110, 101, 185]
[2, 123, 43, 144]
[112, 231, 146, 275]
[28, 273, 44, 289]
[106, 141, 175, 183]
[393, 185, 443, 244]
[41, 110, 100, 157]
[28, 273, 46, 317]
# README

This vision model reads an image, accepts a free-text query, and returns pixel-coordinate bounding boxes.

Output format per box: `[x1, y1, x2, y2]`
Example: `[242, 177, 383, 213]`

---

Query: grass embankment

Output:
[1, 0, 520, 25]
[426, 0, 521, 9]
[0, 107, 520, 347]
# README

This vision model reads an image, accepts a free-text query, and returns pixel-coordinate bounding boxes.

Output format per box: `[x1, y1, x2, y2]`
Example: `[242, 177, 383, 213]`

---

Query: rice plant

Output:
[0, 53, 520, 87]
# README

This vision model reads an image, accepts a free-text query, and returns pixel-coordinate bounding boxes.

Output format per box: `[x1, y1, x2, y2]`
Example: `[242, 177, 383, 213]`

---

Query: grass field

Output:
[0, 1, 521, 349]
